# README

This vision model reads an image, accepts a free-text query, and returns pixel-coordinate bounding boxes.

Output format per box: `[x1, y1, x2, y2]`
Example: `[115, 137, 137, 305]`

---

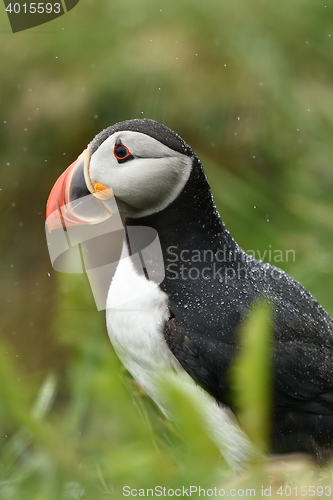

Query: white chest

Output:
[106, 251, 180, 414]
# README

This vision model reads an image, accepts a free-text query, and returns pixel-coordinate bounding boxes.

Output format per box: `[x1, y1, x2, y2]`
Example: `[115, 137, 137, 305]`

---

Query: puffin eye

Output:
[114, 138, 134, 164]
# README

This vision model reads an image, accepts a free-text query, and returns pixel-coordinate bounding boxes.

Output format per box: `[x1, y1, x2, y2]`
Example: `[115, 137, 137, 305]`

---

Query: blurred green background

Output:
[0, 0, 333, 497]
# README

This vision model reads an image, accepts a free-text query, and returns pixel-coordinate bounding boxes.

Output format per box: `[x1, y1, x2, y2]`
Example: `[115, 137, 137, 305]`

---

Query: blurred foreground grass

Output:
[1, 277, 333, 499]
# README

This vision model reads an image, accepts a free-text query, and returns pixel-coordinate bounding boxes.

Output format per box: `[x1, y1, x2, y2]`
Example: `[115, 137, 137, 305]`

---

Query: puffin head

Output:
[46, 119, 194, 230]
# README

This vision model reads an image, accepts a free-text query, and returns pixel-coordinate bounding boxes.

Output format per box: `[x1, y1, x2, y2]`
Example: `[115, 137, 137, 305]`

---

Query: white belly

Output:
[106, 248, 253, 470]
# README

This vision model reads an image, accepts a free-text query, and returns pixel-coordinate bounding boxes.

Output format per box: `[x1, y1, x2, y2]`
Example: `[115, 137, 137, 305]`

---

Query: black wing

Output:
[164, 317, 237, 406]
[164, 315, 333, 460]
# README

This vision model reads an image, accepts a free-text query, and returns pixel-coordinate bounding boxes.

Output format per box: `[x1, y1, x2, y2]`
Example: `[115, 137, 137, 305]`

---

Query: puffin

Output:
[46, 118, 333, 469]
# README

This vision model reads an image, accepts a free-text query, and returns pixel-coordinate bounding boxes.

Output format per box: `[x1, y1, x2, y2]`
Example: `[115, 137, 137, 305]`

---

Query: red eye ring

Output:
[114, 140, 134, 164]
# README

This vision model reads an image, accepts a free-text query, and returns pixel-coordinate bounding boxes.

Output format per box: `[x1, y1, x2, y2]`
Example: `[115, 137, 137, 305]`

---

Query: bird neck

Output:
[125, 157, 238, 259]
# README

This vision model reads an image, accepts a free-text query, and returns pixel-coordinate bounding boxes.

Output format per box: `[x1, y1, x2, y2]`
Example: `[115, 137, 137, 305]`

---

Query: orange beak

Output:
[46, 149, 113, 232]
